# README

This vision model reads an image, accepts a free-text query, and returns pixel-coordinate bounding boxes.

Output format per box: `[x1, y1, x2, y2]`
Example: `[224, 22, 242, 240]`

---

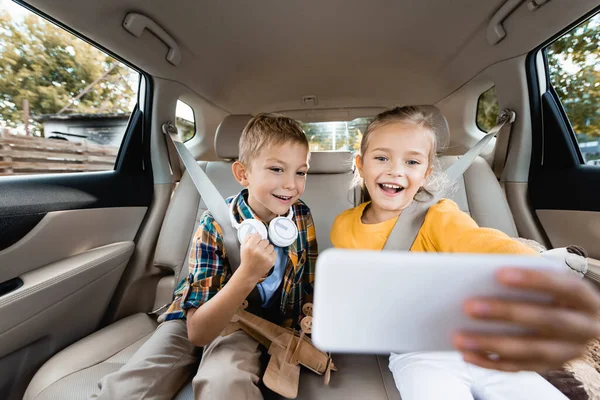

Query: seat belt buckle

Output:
[497, 109, 516, 125]
[162, 121, 178, 136]
[148, 302, 170, 316]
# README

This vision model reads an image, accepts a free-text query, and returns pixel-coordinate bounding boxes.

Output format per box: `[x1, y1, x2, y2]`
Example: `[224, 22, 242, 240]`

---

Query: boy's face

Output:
[233, 141, 309, 222]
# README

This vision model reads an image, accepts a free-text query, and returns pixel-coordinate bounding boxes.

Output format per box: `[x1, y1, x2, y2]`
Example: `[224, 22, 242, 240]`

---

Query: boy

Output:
[91, 113, 318, 400]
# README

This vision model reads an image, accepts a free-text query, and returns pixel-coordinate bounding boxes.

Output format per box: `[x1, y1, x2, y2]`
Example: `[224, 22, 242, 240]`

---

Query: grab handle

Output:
[123, 13, 182, 66]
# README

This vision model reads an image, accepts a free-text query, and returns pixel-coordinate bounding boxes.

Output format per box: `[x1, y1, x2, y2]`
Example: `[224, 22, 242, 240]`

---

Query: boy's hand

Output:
[454, 267, 600, 372]
[238, 233, 277, 282]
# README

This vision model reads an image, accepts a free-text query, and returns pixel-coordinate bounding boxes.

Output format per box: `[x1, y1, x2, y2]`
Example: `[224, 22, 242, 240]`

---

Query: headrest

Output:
[214, 107, 449, 160]
[415, 105, 450, 152]
[214, 115, 252, 160]
[309, 151, 354, 174]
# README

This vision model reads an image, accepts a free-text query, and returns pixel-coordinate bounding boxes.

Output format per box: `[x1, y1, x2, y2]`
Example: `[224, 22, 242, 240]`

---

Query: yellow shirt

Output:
[330, 199, 537, 255]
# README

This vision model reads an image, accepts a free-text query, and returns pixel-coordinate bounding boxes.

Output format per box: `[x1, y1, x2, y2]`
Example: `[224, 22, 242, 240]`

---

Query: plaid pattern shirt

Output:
[164, 189, 318, 328]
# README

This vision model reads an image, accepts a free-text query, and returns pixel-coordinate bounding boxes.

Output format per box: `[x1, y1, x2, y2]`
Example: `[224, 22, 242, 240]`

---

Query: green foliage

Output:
[476, 86, 499, 133]
[0, 11, 137, 135]
[548, 15, 600, 138]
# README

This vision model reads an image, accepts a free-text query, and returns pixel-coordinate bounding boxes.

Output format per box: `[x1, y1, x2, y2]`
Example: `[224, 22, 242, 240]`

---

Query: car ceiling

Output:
[20, 0, 600, 114]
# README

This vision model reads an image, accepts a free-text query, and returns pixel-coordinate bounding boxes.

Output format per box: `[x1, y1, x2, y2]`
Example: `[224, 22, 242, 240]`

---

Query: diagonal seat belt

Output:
[383, 109, 516, 252]
[161, 121, 242, 272]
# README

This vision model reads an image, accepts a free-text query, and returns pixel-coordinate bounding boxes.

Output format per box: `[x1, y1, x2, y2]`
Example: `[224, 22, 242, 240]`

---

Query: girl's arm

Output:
[422, 200, 600, 371]
[421, 199, 537, 255]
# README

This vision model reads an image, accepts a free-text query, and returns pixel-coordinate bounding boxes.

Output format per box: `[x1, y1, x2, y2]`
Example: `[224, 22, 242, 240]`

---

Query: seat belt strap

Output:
[445, 109, 516, 183]
[382, 198, 434, 252]
[383, 109, 517, 252]
[492, 116, 513, 180]
[161, 121, 242, 272]
[163, 125, 182, 182]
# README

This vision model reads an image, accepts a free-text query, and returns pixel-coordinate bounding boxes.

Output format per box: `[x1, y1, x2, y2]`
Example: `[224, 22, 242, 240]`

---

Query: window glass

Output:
[547, 13, 600, 165]
[176, 100, 195, 142]
[0, 2, 139, 176]
[300, 117, 372, 152]
[476, 86, 499, 133]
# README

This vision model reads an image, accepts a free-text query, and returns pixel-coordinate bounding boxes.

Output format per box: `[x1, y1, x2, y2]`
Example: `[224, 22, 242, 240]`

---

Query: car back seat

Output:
[24, 112, 520, 400]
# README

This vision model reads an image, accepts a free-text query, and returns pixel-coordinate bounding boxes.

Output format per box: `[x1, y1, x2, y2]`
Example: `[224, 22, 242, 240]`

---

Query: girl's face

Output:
[356, 122, 433, 217]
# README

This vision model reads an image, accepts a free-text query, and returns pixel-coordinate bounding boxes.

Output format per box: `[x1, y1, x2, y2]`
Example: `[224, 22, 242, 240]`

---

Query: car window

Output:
[0, 3, 139, 176]
[176, 100, 195, 142]
[476, 86, 499, 133]
[300, 117, 372, 152]
[546, 12, 600, 165]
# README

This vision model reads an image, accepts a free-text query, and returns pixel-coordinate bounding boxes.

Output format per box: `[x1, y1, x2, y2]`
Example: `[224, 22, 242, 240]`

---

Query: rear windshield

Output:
[300, 118, 372, 152]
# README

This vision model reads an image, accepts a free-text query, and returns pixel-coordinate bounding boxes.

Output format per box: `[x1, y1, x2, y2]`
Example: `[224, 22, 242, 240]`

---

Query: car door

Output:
[527, 9, 600, 272]
[0, 3, 153, 397]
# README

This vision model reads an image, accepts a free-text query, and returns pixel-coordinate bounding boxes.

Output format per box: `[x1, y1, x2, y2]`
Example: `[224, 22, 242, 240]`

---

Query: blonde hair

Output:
[239, 113, 308, 167]
[355, 106, 450, 203]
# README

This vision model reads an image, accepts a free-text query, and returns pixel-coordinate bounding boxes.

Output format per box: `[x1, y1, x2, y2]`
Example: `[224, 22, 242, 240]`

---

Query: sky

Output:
[1, 0, 27, 19]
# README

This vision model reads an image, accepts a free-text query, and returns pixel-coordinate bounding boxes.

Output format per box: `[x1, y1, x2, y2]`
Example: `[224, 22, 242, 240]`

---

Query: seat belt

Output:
[161, 121, 242, 272]
[164, 126, 182, 181]
[444, 109, 516, 183]
[383, 109, 516, 252]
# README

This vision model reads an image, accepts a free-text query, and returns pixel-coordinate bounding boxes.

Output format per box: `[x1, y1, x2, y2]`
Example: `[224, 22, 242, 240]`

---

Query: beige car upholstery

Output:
[24, 313, 157, 400]
[536, 209, 600, 260]
[25, 112, 519, 400]
[0, 207, 145, 400]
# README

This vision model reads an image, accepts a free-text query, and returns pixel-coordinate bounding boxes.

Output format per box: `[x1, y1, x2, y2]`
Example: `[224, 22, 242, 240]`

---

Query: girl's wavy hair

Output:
[354, 106, 453, 204]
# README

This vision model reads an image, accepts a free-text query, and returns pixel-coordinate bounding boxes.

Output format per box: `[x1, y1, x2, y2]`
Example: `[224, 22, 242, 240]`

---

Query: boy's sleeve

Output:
[176, 212, 230, 316]
[302, 210, 318, 302]
[422, 199, 537, 255]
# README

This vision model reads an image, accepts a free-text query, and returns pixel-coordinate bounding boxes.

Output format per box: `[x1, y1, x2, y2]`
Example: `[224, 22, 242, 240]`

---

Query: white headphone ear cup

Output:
[237, 219, 268, 244]
[268, 216, 298, 247]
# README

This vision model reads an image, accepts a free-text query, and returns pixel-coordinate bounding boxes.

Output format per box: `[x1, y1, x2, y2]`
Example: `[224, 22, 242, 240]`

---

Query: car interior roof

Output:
[20, 0, 600, 115]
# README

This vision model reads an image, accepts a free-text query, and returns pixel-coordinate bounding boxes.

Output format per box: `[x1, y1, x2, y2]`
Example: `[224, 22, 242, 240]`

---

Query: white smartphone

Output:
[311, 248, 563, 354]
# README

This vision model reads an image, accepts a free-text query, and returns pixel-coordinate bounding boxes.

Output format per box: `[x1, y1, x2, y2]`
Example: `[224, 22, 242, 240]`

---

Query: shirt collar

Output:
[231, 189, 262, 225]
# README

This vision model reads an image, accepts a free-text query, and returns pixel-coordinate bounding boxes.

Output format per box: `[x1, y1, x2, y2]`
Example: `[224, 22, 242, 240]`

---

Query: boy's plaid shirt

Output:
[164, 189, 318, 328]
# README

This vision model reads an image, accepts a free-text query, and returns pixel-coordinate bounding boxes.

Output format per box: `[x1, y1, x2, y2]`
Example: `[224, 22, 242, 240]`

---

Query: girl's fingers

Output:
[454, 334, 585, 368]
[460, 351, 552, 373]
[496, 268, 600, 314]
[463, 298, 600, 341]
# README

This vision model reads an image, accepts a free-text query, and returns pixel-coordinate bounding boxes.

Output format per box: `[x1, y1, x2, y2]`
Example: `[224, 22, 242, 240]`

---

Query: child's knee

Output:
[193, 362, 261, 398]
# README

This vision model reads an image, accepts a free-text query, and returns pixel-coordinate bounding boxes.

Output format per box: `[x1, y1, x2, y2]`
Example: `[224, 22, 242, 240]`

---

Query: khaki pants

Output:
[89, 320, 263, 400]
[193, 330, 263, 400]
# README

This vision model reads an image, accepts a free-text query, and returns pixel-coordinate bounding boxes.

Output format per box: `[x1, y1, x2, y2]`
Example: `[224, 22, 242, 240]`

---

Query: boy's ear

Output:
[355, 154, 364, 178]
[232, 161, 250, 187]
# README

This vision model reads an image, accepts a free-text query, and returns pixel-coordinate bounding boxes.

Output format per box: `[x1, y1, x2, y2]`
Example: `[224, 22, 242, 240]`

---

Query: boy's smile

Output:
[233, 142, 309, 222]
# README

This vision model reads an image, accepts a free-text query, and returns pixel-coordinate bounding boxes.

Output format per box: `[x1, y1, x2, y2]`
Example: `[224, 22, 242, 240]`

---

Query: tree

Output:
[476, 86, 499, 133]
[0, 11, 137, 135]
[547, 15, 600, 139]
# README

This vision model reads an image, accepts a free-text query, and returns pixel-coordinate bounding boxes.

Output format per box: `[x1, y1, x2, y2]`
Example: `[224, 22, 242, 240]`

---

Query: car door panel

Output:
[0, 241, 134, 357]
[535, 210, 600, 259]
[0, 207, 146, 282]
[0, 104, 153, 399]
[527, 50, 600, 261]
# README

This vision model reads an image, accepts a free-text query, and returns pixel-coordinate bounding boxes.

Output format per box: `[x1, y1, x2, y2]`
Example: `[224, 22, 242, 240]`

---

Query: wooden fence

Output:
[0, 130, 119, 175]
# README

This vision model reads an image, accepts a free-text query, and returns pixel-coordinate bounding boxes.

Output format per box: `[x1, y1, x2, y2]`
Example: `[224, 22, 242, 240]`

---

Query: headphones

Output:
[229, 193, 299, 247]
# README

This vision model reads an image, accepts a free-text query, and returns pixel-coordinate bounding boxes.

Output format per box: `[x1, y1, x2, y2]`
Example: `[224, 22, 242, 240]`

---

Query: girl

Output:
[330, 106, 600, 399]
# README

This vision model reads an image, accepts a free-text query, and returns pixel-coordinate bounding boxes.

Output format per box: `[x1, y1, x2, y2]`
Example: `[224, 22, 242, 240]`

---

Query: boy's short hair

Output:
[239, 113, 309, 166]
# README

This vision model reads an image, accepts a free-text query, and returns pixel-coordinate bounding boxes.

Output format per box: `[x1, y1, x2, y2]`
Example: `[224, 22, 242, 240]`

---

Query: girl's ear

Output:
[355, 154, 364, 178]
[424, 164, 433, 181]
[232, 161, 249, 187]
